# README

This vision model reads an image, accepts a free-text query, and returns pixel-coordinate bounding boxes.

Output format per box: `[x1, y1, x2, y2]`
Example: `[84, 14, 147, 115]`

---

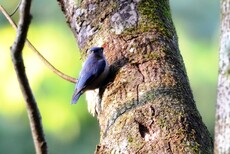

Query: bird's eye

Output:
[87, 49, 93, 54]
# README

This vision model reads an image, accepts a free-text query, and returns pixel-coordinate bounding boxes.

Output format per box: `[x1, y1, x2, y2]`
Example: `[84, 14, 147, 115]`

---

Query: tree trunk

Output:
[58, 0, 213, 153]
[214, 0, 230, 153]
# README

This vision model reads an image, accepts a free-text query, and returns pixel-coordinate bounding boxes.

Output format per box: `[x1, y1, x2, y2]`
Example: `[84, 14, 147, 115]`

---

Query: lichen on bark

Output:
[57, 0, 213, 153]
[215, 0, 230, 153]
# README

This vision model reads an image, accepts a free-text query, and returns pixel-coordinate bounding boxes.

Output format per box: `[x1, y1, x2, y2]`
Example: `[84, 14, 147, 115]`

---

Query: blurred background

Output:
[0, 0, 219, 153]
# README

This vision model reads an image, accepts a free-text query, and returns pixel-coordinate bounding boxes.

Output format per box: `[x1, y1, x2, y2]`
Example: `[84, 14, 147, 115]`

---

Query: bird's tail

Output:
[71, 91, 82, 104]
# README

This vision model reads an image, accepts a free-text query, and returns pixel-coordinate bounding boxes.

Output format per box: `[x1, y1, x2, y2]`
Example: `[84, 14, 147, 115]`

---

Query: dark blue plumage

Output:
[71, 47, 109, 104]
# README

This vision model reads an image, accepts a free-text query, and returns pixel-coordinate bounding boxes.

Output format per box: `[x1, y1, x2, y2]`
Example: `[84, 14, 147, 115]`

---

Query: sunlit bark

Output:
[214, 0, 230, 153]
[58, 0, 213, 153]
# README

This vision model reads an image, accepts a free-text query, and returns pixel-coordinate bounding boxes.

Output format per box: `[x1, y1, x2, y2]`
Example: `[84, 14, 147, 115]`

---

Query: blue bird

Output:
[71, 47, 109, 104]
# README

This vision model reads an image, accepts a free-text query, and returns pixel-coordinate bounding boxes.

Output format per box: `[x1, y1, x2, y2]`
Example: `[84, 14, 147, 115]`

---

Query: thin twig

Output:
[0, 4, 77, 84]
[10, 0, 48, 153]
[10, 0, 22, 16]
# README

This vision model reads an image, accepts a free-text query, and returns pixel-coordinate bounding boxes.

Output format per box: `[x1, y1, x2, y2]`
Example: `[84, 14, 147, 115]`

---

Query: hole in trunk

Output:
[138, 123, 149, 138]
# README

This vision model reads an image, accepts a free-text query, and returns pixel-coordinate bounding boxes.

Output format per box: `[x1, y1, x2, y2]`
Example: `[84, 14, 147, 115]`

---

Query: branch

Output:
[10, 0, 48, 153]
[10, 0, 22, 16]
[0, 4, 77, 84]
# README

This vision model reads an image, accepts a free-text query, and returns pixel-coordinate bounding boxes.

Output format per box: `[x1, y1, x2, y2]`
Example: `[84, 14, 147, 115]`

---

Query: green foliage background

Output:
[0, 0, 219, 153]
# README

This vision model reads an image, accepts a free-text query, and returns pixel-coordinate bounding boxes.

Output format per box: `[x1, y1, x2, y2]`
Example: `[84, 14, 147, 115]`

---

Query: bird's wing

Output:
[71, 58, 106, 104]
[78, 58, 105, 89]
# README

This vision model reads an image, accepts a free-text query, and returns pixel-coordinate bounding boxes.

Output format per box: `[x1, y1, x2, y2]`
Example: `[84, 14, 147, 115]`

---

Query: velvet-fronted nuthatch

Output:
[71, 47, 109, 104]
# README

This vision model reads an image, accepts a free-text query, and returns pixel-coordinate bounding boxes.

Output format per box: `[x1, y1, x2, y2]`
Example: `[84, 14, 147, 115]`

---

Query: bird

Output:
[71, 47, 109, 104]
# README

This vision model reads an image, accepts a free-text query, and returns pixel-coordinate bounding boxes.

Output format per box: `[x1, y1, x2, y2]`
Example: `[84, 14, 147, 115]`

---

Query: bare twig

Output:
[10, 0, 22, 16]
[10, 0, 48, 153]
[27, 42, 77, 83]
[0, 4, 77, 84]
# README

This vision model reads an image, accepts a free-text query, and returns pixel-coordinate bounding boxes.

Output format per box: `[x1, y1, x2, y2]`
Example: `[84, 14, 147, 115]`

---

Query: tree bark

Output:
[58, 0, 213, 153]
[214, 0, 230, 153]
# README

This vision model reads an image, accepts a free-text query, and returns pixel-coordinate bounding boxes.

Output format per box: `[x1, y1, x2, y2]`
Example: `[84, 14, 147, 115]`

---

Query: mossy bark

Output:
[58, 0, 213, 153]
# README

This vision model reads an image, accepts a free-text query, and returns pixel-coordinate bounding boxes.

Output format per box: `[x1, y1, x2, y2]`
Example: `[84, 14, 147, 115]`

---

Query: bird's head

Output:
[88, 47, 104, 56]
